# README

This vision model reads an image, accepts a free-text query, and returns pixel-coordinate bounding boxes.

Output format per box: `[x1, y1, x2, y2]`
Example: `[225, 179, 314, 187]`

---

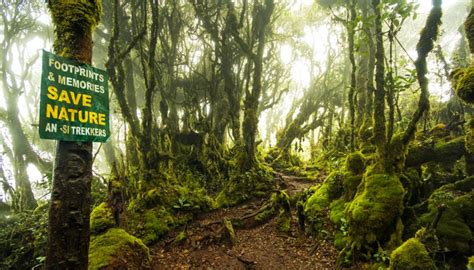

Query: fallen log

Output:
[405, 137, 466, 167]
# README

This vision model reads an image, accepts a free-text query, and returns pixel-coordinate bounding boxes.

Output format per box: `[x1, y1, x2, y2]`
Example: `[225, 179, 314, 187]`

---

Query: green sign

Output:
[39, 50, 110, 142]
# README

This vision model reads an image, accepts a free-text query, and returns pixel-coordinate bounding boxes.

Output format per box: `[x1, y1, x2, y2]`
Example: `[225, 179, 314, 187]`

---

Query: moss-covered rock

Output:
[88, 228, 150, 270]
[140, 208, 175, 245]
[347, 173, 405, 246]
[345, 152, 366, 175]
[90, 203, 115, 235]
[342, 173, 363, 200]
[419, 190, 474, 253]
[329, 198, 347, 227]
[330, 199, 349, 250]
[389, 238, 436, 270]
[304, 172, 344, 233]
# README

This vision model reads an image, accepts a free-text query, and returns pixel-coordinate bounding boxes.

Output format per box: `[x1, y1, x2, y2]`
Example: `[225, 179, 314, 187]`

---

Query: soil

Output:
[151, 173, 340, 270]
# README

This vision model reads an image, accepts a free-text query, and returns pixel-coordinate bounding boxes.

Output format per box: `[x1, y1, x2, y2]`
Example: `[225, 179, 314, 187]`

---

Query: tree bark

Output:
[45, 1, 101, 269]
[240, 0, 274, 169]
[371, 0, 387, 169]
[401, 0, 442, 145]
[347, 0, 357, 151]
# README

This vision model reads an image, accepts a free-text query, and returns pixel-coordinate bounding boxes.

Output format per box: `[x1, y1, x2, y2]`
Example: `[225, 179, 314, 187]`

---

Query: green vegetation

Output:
[389, 238, 436, 270]
[419, 185, 474, 253]
[304, 172, 344, 233]
[90, 203, 115, 235]
[347, 173, 405, 247]
[468, 256, 474, 269]
[89, 228, 150, 270]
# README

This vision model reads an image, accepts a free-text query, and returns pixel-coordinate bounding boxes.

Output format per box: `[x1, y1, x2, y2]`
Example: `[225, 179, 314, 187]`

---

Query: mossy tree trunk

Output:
[401, 0, 442, 146]
[347, 0, 357, 151]
[371, 0, 387, 170]
[107, 0, 160, 181]
[239, 0, 274, 169]
[45, 1, 101, 269]
[359, 11, 375, 148]
[355, 0, 370, 133]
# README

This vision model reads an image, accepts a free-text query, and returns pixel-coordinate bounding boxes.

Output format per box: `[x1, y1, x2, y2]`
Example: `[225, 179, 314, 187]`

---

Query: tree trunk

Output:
[371, 0, 387, 170]
[45, 1, 101, 269]
[347, 0, 357, 151]
[241, 0, 274, 169]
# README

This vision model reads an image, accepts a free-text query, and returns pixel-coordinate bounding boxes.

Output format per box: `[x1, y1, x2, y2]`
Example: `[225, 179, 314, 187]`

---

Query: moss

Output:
[468, 256, 474, 269]
[265, 147, 302, 170]
[334, 231, 347, 250]
[223, 218, 236, 244]
[467, 117, 474, 154]
[255, 206, 276, 222]
[419, 189, 474, 253]
[255, 191, 290, 225]
[329, 198, 347, 227]
[389, 238, 435, 270]
[172, 230, 187, 245]
[277, 210, 291, 233]
[347, 173, 405, 245]
[466, 117, 474, 176]
[465, 7, 474, 54]
[426, 176, 474, 210]
[90, 203, 115, 235]
[172, 185, 213, 212]
[330, 199, 349, 250]
[304, 172, 344, 233]
[141, 208, 174, 245]
[342, 173, 363, 200]
[452, 66, 474, 105]
[89, 228, 150, 270]
[215, 165, 273, 208]
[275, 191, 291, 212]
[428, 123, 449, 139]
[387, 133, 410, 173]
[141, 188, 162, 208]
[345, 152, 366, 175]
[48, 0, 102, 60]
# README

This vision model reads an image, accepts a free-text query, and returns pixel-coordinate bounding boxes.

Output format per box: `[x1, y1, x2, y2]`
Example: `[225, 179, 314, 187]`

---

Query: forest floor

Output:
[151, 173, 340, 269]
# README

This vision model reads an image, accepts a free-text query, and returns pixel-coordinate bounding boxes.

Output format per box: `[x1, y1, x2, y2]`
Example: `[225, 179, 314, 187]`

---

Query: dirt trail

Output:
[151, 173, 338, 269]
